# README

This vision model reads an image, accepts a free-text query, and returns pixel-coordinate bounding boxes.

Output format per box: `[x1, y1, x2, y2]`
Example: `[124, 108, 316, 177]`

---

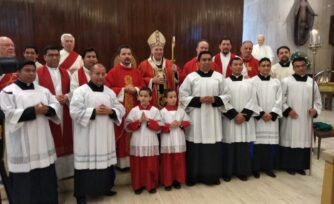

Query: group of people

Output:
[0, 30, 322, 204]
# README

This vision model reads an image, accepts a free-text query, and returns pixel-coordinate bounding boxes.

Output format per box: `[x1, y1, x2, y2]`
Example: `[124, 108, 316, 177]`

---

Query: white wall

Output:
[243, 0, 334, 73]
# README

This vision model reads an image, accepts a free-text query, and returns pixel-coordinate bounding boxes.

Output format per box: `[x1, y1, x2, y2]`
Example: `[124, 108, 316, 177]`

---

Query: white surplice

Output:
[70, 84, 125, 170]
[250, 75, 282, 144]
[125, 105, 162, 157]
[179, 71, 232, 144]
[222, 77, 260, 143]
[160, 107, 190, 153]
[70, 66, 90, 93]
[0, 83, 61, 173]
[280, 76, 322, 148]
[271, 62, 294, 80]
[59, 49, 83, 73]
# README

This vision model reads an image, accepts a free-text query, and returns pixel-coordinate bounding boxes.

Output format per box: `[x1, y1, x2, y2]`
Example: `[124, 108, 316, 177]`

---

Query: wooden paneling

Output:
[0, 0, 243, 69]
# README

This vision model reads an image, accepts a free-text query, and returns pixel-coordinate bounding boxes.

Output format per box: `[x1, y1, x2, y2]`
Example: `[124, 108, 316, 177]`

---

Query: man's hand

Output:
[96, 104, 112, 115]
[35, 103, 48, 115]
[200, 96, 215, 104]
[262, 113, 272, 122]
[125, 84, 137, 94]
[56, 95, 68, 105]
[169, 120, 181, 129]
[289, 110, 298, 119]
[152, 77, 165, 85]
[235, 113, 246, 124]
[309, 108, 317, 117]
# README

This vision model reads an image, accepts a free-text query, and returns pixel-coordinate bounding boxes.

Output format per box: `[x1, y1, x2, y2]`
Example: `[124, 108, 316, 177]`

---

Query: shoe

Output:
[253, 171, 260, 178]
[265, 171, 276, 178]
[223, 176, 231, 182]
[105, 190, 117, 196]
[172, 181, 181, 189]
[149, 188, 157, 194]
[237, 175, 248, 181]
[286, 170, 296, 175]
[76, 196, 87, 204]
[296, 170, 306, 175]
[186, 181, 196, 186]
[116, 167, 130, 172]
[134, 188, 144, 195]
[164, 186, 172, 191]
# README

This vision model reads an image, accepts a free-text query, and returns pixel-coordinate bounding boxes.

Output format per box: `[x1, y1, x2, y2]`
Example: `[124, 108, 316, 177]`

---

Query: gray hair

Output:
[60, 33, 74, 43]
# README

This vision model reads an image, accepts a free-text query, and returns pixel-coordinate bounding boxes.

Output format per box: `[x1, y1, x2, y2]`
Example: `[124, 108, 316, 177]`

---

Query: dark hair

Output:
[18, 60, 36, 71]
[139, 87, 152, 96]
[292, 57, 306, 65]
[197, 51, 213, 61]
[43, 45, 59, 55]
[81, 48, 97, 59]
[259, 57, 271, 65]
[219, 36, 232, 45]
[163, 89, 176, 97]
[24, 46, 38, 54]
[229, 56, 243, 65]
[118, 44, 132, 55]
[276, 46, 290, 55]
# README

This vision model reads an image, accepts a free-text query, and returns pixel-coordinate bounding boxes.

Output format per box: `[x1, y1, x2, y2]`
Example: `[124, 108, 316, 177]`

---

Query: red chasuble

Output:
[138, 59, 177, 109]
[181, 57, 218, 84]
[77, 66, 88, 86]
[104, 64, 145, 159]
[60, 51, 79, 70]
[213, 53, 236, 77]
[0, 73, 17, 91]
[242, 56, 259, 78]
[37, 66, 73, 156]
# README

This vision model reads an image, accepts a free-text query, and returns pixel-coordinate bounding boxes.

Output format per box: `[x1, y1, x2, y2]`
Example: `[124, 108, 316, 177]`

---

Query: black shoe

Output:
[286, 170, 296, 175]
[237, 175, 248, 181]
[105, 190, 117, 196]
[172, 181, 181, 189]
[186, 181, 196, 186]
[116, 167, 130, 172]
[253, 171, 260, 178]
[149, 188, 157, 194]
[223, 176, 231, 182]
[134, 188, 144, 195]
[164, 186, 172, 191]
[296, 170, 306, 175]
[265, 171, 276, 178]
[76, 196, 87, 204]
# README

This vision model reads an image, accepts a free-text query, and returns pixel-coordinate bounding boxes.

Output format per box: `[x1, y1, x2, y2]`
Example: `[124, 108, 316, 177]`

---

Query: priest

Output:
[179, 51, 231, 186]
[70, 63, 125, 204]
[138, 30, 179, 109]
[271, 46, 294, 80]
[0, 36, 17, 90]
[280, 53, 322, 175]
[0, 60, 60, 204]
[37, 45, 73, 179]
[240, 41, 259, 78]
[59, 33, 83, 73]
[104, 45, 145, 170]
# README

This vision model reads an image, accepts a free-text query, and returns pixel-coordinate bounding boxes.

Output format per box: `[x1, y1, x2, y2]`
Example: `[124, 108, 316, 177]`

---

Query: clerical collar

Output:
[221, 52, 230, 57]
[151, 57, 163, 68]
[165, 105, 178, 111]
[230, 74, 243, 81]
[139, 104, 152, 110]
[279, 61, 290, 67]
[15, 80, 34, 90]
[292, 74, 308, 82]
[197, 69, 213, 77]
[258, 74, 270, 81]
[88, 81, 104, 92]
[120, 63, 132, 68]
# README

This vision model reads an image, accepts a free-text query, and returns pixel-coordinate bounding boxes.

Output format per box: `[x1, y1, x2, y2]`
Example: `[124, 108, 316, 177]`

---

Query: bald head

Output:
[196, 40, 209, 56]
[0, 36, 15, 57]
[240, 41, 253, 59]
[90, 63, 106, 86]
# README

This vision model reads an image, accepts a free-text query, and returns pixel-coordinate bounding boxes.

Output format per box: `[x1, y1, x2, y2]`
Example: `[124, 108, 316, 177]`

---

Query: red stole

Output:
[60, 51, 79, 70]
[78, 67, 88, 86]
[0, 73, 17, 90]
[37, 66, 73, 156]
[138, 59, 176, 109]
[213, 53, 236, 77]
[243, 56, 259, 78]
